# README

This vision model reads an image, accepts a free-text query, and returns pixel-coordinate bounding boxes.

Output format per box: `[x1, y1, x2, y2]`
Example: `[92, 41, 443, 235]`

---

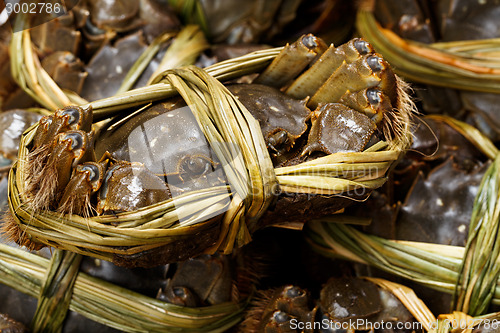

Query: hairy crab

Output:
[239, 277, 415, 332]
[12, 34, 409, 265]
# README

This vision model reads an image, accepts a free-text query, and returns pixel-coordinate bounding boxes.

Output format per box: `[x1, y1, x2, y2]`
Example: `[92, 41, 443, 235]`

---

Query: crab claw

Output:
[25, 105, 93, 206]
[239, 285, 315, 333]
[97, 161, 171, 215]
[58, 161, 107, 217]
[27, 130, 93, 211]
[302, 103, 376, 157]
[32, 105, 92, 149]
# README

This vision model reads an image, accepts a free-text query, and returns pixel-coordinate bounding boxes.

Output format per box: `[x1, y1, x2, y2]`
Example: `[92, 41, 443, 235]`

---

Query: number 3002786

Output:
[5, 1, 64, 15]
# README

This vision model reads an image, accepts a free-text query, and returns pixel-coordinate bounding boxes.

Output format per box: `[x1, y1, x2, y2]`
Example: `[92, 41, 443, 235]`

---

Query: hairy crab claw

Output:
[96, 161, 171, 215]
[25, 105, 93, 208]
[280, 37, 401, 148]
[241, 278, 415, 332]
[301, 103, 377, 157]
[57, 161, 107, 217]
[238, 285, 315, 333]
[31, 105, 93, 148]
[26, 129, 93, 212]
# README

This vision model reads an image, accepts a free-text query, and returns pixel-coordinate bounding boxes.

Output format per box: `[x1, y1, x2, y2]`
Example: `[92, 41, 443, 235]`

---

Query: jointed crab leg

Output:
[24, 106, 93, 212]
[308, 53, 395, 109]
[254, 34, 327, 88]
[285, 38, 374, 99]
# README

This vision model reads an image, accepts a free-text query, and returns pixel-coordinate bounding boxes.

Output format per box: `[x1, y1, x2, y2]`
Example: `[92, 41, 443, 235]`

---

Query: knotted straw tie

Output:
[157, 66, 279, 253]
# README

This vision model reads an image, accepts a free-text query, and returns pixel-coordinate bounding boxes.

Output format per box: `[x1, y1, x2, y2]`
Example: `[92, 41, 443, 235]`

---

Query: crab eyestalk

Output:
[159, 286, 199, 307]
[177, 154, 219, 182]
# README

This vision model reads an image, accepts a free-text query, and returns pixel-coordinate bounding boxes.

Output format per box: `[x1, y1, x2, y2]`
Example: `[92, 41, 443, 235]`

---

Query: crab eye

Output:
[64, 132, 84, 150]
[367, 88, 382, 106]
[272, 311, 290, 324]
[61, 106, 81, 126]
[367, 55, 383, 72]
[268, 130, 288, 150]
[168, 286, 198, 306]
[354, 39, 371, 55]
[180, 156, 212, 178]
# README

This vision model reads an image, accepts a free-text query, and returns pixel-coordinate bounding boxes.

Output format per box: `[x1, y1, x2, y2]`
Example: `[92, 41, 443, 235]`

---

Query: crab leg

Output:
[254, 34, 327, 88]
[285, 38, 374, 100]
[308, 54, 389, 109]
[24, 106, 94, 211]
[58, 161, 107, 217]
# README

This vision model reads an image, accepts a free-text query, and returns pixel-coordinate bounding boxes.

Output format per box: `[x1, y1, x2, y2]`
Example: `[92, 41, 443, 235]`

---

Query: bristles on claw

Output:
[57, 190, 95, 220]
[26, 157, 59, 212]
[237, 289, 275, 333]
[23, 144, 50, 193]
[232, 247, 270, 303]
[0, 211, 44, 251]
[382, 75, 416, 149]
